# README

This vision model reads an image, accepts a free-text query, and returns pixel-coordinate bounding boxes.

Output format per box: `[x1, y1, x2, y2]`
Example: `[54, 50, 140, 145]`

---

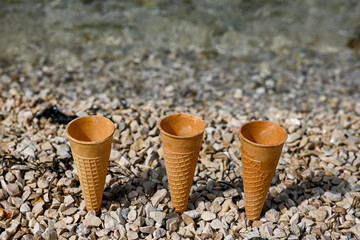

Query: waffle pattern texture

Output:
[242, 152, 274, 220]
[73, 152, 108, 213]
[163, 147, 197, 214]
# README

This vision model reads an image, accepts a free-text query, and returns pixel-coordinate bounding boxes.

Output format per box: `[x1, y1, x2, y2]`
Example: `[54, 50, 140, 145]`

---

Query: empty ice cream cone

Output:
[239, 121, 287, 220]
[66, 115, 114, 214]
[158, 113, 206, 214]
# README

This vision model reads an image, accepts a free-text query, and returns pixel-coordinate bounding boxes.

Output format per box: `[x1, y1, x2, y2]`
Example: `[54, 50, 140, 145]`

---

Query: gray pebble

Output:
[153, 228, 166, 238]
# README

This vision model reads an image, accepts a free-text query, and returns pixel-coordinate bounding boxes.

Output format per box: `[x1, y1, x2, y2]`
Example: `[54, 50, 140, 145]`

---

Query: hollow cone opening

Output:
[240, 121, 287, 146]
[66, 116, 115, 143]
[159, 113, 206, 138]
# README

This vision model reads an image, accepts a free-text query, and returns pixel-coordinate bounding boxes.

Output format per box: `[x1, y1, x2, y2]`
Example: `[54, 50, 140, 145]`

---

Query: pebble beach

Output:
[1, 1, 360, 240]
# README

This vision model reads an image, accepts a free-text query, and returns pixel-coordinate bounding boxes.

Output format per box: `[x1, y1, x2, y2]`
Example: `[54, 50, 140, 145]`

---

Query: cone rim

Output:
[66, 115, 115, 145]
[158, 112, 206, 139]
[239, 120, 287, 148]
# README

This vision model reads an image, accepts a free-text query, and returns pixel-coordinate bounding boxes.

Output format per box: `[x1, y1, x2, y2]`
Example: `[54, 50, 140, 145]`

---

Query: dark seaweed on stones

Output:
[35, 105, 77, 124]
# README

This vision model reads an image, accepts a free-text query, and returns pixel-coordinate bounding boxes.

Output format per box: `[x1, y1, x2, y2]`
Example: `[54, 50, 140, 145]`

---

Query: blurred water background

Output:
[1, 0, 360, 66]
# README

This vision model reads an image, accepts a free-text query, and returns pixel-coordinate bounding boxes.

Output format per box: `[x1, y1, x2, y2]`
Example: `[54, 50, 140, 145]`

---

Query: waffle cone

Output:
[239, 121, 287, 220]
[66, 116, 114, 214]
[158, 113, 206, 214]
